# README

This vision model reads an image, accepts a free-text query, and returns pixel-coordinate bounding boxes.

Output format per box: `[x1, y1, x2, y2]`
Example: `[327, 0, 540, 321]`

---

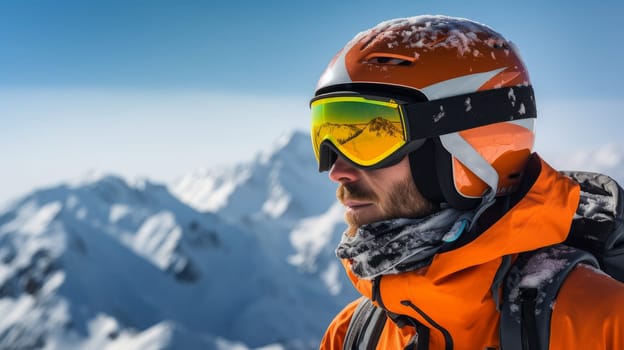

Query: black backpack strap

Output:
[343, 297, 387, 350]
[499, 244, 599, 350]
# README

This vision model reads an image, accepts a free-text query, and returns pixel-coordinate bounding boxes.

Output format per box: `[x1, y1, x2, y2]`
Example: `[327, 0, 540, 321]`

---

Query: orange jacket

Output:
[320, 156, 624, 350]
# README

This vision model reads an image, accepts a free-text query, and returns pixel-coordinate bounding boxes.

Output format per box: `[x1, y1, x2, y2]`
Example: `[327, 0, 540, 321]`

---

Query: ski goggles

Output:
[310, 94, 414, 171]
[310, 85, 537, 171]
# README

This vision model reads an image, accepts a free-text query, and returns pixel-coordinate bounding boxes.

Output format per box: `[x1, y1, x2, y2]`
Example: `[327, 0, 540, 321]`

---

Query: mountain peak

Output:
[258, 130, 313, 165]
[366, 116, 402, 137]
[172, 129, 336, 221]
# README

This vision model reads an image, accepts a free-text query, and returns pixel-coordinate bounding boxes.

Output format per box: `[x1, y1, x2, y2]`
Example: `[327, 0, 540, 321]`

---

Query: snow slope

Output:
[171, 131, 355, 300]
[0, 166, 353, 350]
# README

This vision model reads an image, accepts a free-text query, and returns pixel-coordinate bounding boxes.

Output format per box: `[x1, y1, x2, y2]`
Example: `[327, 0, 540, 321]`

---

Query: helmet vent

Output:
[488, 40, 509, 50]
[365, 56, 414, 66]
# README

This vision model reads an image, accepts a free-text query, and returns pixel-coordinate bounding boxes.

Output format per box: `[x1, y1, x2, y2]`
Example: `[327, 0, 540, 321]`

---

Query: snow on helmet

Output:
[312, 15, 536, 210]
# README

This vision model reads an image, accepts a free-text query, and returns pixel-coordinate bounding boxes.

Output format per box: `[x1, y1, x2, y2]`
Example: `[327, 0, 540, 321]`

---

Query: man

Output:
[310, 15, 624, 349]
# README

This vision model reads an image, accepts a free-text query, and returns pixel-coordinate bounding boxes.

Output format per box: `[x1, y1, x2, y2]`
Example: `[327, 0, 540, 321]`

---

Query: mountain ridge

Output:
[0, 135, 354, 350]
[0, 169, 349, 349]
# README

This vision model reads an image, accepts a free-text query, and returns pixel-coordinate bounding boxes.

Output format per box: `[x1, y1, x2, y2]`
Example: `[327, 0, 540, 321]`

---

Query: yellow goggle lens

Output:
[311, 96, 407, 167]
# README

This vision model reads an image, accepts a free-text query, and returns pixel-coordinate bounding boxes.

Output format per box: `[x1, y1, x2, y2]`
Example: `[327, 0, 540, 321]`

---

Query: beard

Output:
[337, 178, 436, 236]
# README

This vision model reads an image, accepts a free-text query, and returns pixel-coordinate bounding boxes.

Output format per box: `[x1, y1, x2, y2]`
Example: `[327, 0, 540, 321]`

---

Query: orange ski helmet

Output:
[311, 15, 536, 209]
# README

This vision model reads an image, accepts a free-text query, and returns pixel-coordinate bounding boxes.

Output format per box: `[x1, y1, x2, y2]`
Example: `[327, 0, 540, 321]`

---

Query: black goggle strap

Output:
[406, 85, 536, 213]
[404, 85, 537, 140]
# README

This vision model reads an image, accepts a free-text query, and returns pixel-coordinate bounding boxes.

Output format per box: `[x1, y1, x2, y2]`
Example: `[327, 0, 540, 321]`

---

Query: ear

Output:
[408, 138, 444, 205]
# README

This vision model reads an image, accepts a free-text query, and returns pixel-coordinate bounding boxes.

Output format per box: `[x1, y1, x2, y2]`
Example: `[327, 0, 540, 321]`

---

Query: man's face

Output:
[329, 155, 436, 236]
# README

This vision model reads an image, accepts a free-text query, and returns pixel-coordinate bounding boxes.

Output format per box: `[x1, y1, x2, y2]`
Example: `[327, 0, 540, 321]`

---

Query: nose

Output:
[328, 156, 360, 184]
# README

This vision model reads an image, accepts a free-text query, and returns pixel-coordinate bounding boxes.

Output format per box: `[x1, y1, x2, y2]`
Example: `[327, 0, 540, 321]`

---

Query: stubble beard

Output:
[337, 179, 436, 236]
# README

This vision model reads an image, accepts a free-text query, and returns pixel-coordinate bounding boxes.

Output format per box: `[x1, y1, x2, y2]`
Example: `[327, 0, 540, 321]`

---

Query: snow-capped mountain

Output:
[171, 131, 352, 292]
[172, 131, 337, 223]
[0, 155, 355, 350]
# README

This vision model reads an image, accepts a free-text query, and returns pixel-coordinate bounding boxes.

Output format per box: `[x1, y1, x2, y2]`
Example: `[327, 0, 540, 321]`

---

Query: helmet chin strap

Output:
[438, 132, 499, 226]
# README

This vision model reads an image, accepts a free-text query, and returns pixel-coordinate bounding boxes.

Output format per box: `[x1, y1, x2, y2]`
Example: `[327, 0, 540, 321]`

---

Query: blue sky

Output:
[1, 0, 623, 203]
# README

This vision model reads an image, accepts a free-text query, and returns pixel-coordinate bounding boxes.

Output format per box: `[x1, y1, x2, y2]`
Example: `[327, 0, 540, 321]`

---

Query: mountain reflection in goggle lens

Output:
[311, 96, 407, 166]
